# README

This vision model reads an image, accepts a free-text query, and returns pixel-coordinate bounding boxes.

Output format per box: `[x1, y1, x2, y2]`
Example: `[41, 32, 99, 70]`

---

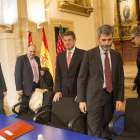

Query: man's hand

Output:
[130, 83, 137, 91]
[3, 92, 7, 97]
[40, 70, 45, 76]
[53, 92, 62, 102]
[75, 96, 77, 102]
[116, 101, 122, 111]
[18, 90, 23, 96]
[79, 102, 87, 114]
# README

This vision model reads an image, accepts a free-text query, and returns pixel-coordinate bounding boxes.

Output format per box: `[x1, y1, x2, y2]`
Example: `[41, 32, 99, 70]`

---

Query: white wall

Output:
[49, 0, 95, 50]
[0, 0, 4, 34]
[102, 0, 114, 25]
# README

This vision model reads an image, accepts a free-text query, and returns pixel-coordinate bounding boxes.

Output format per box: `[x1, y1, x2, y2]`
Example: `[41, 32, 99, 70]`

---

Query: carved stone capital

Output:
[59, 1, 68, 7]
[57, 0, 93, 16]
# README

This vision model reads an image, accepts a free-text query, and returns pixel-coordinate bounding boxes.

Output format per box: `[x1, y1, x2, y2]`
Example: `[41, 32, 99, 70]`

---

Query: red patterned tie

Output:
[31, 59, 38, 83]
[104, 52, 113, 93]
[67, 52, 71, 69]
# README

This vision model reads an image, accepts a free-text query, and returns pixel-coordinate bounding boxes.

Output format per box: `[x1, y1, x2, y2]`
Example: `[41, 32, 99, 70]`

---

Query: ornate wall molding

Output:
[57, 0, 93, 17]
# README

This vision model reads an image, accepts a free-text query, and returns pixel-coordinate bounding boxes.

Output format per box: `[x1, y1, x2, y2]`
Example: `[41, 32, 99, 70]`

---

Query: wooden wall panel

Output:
[113, 38, 138, 65]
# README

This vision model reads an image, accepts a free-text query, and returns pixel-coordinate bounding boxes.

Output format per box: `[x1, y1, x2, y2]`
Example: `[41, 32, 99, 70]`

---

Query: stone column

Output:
[93, 0, 103, 46]
[113, 0, 120, 38]
[114, 0, 119, 25]
[0, 33, 17, 113]
[14, 0, 28, 56]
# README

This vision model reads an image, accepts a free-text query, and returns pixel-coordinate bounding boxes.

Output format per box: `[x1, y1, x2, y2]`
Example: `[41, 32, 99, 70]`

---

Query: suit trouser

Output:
[0, 97, 5, 115]
[87, 89, 114, 140]
[19, 82, 40, 115]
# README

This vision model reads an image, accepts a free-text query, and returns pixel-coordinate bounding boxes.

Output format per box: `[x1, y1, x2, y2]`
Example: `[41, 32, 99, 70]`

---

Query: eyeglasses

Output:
[131, 36, 136, 41]
[29, 51, 36, 54]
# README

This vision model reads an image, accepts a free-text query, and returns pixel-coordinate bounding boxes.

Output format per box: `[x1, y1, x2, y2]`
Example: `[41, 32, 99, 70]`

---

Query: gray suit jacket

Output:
[55, 47, 85, 97]
[0, 64, 7, 98]
[15, 54, 41, 96]
[77, 46, 124, 111]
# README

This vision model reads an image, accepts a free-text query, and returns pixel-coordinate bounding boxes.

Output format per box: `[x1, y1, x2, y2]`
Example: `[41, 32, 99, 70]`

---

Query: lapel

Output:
[68, 47, 78, 71]
[62, 51, 67, 71]
[93, 46, 104, 78]
[25, 54, 33, 74]
[110, 49, 116, 82]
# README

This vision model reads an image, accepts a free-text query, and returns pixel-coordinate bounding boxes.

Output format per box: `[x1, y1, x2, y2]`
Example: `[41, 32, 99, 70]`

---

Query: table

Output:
[0, 114, 105, 140]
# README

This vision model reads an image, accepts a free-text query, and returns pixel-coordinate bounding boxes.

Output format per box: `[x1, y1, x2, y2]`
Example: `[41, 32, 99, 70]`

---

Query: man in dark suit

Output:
[53, 31, 84, 102]
[0, 64, 7, 115]
[130, 26, 140, 98]
[15, 44, 44, 115]
[77, 25, 124, 140]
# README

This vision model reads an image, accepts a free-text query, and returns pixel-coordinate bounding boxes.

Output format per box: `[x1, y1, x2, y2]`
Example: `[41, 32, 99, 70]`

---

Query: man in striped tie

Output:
[77, 24, 124, 140]
[15, 44, 44, 115]
[54, 31, 85, 102]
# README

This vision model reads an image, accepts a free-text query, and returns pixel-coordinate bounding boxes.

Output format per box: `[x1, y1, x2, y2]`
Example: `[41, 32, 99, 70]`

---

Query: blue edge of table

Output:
[0, 114, 105, 140]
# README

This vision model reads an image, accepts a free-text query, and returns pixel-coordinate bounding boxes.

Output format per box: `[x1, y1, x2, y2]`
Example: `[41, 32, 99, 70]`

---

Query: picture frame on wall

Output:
[119, 0, 133, 24]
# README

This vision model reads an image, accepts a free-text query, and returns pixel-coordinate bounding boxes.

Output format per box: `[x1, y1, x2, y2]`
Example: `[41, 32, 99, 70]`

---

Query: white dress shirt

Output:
[66, 47, 75, 59]
[99, 46, 112, 88]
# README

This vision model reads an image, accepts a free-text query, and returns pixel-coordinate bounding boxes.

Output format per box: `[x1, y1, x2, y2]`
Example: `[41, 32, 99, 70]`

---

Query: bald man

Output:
[15, 44, 44, 115]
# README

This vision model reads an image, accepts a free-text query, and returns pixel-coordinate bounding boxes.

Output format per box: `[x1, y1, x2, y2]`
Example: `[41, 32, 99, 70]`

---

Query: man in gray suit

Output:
[15, 44, 44, 115]
[0, 64, 7, 115]
[54, 31, 84, 102]
[77, 25, 124, 140]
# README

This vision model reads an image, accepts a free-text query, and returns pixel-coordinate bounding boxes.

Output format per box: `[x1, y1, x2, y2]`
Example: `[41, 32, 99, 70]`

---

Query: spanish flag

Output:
[27, 31, 33, 45]
[40, 28, 54, 84]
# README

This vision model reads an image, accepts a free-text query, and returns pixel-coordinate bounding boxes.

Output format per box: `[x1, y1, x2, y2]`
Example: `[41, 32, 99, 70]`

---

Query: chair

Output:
[12, 91, 54, 122]
[33, 97, 87, 134]
[108, 98, 140, 140]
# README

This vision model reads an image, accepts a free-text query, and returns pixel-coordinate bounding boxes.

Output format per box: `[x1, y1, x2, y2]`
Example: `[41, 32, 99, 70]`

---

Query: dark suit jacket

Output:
[0, 64, 7, 98]
[55, 47, 85, 97]
[77, 46, 124, 111]
[134, 48, 140, 94]
[15, 54, 41, 96]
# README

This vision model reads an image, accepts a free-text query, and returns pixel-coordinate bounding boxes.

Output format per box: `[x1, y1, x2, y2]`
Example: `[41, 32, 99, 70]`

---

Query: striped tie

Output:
[31, 59, 38, 83]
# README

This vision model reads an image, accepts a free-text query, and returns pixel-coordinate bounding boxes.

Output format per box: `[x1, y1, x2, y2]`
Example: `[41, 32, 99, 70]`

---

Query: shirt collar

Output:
[67, 46, 75, 54]
[99, 46, 110, 54]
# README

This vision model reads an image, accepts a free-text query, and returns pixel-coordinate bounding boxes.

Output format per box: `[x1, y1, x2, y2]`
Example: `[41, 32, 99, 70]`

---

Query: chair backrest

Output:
[51, 97, 86, 134]
[29, 91, 54, 113]
[42, 91, 54, 106]
[124, 98, 140, 134]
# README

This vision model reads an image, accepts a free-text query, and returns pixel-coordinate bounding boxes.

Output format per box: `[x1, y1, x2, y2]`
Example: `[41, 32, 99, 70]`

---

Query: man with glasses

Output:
[15, 44, 44, 114]
[130, 26, 140, 98]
